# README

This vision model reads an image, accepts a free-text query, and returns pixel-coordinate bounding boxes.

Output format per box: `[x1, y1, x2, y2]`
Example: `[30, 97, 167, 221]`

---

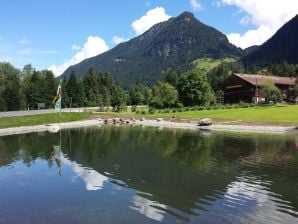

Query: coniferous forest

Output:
[1, 60, 297, 112]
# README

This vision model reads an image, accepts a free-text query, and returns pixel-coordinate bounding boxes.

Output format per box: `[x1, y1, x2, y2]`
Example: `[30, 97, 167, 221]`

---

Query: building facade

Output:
[223, 74, 296, 104]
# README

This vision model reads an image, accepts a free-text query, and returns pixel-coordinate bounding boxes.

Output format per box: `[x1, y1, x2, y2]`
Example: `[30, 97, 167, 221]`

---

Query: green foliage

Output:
[24, 70, 47, 109]
[268, 61, 298, 77]
[150, 82, 178, 108]
[83, 68, 99, 106]
[0, 62, 22, 111]
[66, 71, 79, 107]
[164, 68, 179, 87]
[148, 106, 157, 114]
[43, 70, 58, 107]
[129, 81, 145, 105]
[260, 80, 283, 103]
[178, 69, 215, 106]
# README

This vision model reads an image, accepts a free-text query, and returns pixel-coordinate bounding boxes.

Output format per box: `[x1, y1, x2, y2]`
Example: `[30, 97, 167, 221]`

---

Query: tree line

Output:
[0, 62, 216, 112]
[0, 60, 297, 112]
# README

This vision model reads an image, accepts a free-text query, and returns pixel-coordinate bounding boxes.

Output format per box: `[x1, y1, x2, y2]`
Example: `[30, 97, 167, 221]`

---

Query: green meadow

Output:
[100, 105, 298, 125]
[0, 112, 91, 129]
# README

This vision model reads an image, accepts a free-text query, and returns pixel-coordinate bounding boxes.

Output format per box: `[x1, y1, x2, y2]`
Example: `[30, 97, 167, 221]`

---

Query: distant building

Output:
[223, 74, 296, 104]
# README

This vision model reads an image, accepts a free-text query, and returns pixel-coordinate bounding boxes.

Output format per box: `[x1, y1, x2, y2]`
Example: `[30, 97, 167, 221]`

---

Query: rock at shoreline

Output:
[157, 118, 163, 122]
[198, 118, 213, 126]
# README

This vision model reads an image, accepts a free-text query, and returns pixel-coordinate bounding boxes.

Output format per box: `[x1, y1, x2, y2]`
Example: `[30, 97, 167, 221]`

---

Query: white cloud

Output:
[130, 195, 167, 222]
[71, 44, 81, 50]
[61, 155, 108, 191]
[228, 25, 271, 49]
[112, 36, 129, 45]
[19, 38, 30, 44]
[218, 0, 298, 49]
[18, 48, 32, 55]
[190, 0, 203, 11]
[49, 36, 109, 76]
[131, 7, 171, 35]
[240, 15, 250, 25]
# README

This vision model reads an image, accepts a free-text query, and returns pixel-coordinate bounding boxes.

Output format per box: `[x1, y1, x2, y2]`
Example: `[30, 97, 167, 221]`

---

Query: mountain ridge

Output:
[62, 11, 243, 87]
[242, 15, 298, 66]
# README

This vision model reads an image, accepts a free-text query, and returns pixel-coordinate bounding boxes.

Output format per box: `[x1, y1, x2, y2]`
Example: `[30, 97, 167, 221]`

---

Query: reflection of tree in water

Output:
[1, 127, 298, 218]
[0, 132, 57, 167]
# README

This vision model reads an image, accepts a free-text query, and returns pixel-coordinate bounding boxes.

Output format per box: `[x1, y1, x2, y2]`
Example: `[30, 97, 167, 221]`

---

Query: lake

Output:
[0, 125, 298, 224]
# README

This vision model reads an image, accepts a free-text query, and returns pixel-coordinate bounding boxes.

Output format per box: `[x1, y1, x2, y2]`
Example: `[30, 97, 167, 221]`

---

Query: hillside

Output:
[242, 15, 298, 66]
[62, 11, 243, 87]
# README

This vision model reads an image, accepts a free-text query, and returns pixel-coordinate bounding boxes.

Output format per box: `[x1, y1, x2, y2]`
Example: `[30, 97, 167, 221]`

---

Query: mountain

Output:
[242, 15, 298, 66]
[62, 11, 243, 87]
[244, 45, 258, 54]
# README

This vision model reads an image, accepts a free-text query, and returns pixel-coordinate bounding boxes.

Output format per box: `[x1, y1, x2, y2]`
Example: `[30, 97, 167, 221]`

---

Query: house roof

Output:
[234, 73, 296, 86]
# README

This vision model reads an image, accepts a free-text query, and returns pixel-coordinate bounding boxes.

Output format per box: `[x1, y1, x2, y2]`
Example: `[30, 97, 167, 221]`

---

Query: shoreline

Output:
[0, 119, 296, 137]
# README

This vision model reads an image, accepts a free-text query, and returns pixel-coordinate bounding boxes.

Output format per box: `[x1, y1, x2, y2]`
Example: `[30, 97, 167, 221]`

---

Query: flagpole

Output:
[60, 80, 62, 146]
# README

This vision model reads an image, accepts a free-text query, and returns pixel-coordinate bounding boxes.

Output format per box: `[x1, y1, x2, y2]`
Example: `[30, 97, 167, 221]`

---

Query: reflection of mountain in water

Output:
[61, 155, 108, 191]
[0, 126, 297, 223]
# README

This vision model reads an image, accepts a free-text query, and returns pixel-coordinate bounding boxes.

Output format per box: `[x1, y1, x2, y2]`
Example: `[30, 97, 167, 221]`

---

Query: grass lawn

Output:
[99, 105, 298, 125]
[169, 105, 298, 124]
[1, 105, 297, 129]
[0, 112, 92, 129]
[194, 57, 237, 71]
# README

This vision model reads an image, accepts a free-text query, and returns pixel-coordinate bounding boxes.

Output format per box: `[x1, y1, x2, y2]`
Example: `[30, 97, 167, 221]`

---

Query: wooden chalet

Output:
[223, 74, 296, 103]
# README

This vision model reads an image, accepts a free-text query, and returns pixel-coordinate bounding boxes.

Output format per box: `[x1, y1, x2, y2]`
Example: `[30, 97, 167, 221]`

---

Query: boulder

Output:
[198, 118, 213, 126]
[157, 118, 163, 122]
[113, 118, 121, 124]
[140, 117, 146, 121]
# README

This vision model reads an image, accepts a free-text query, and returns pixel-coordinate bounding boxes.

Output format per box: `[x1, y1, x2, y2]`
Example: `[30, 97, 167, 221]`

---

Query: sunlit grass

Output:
[0, 112, 92, 128]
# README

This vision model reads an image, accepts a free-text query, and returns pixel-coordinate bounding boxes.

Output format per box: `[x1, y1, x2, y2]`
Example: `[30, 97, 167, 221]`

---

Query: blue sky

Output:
[0, 0, 297, 75]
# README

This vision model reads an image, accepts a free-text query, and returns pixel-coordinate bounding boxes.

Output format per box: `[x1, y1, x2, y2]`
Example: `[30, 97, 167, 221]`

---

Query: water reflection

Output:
[61, 154, 108, 191]
[130, 193, 167, 222]
[0, 126, 297, 224]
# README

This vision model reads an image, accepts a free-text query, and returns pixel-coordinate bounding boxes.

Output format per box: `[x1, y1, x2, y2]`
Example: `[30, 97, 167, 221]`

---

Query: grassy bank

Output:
[99, 105, 298, 125]
[0, 112, 92, 129]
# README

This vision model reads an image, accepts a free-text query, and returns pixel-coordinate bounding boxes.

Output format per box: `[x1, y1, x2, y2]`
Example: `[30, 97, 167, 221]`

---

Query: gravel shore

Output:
[134, 119, 295, 134]
[0, 119, 296, 136]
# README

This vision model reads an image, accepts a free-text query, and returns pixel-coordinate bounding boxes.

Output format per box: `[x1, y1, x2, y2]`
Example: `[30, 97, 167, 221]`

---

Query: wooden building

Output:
[223, 73, 296, 103]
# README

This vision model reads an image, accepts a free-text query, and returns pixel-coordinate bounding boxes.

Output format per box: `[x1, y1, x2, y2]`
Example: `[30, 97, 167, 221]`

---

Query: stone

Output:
[157, 118, 163, 122]
[198, 118, 213, 126]
[140, 117, 146, 121]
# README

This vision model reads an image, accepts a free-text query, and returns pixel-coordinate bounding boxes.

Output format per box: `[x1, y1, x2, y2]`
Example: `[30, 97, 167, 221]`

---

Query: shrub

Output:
[131, 105, 137, 112]
[148, 107, 156, 114]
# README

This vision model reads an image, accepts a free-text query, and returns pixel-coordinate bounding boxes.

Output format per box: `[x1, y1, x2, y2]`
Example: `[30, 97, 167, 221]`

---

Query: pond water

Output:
[0, 125, 298, 224]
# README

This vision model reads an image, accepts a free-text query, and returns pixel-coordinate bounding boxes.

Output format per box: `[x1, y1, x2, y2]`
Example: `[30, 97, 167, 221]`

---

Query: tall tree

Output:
[260, 79, 282, 103]
[42, 70, 58, 107]
[150, 82, 178, 108]
[0, 63, 21, 111]
[178, 69, 214, 106]
[24, 70, 46, 109]
[66, 71, 79, 107]
[129, 81, 145, 105]
[83, 68, 99, 106]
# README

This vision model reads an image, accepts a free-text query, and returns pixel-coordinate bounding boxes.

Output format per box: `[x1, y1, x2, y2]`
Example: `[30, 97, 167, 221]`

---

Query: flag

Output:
[52, 81, 62, 112]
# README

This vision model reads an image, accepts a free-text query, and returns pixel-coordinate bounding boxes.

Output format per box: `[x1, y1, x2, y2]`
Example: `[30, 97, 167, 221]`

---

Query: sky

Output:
[0, 0, 297, 76]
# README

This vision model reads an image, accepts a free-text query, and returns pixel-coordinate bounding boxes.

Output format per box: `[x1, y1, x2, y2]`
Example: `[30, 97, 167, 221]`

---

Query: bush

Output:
[148, 107, 156, 114]
[131, 105, 137, 112]
[176, 102, 184, 108]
